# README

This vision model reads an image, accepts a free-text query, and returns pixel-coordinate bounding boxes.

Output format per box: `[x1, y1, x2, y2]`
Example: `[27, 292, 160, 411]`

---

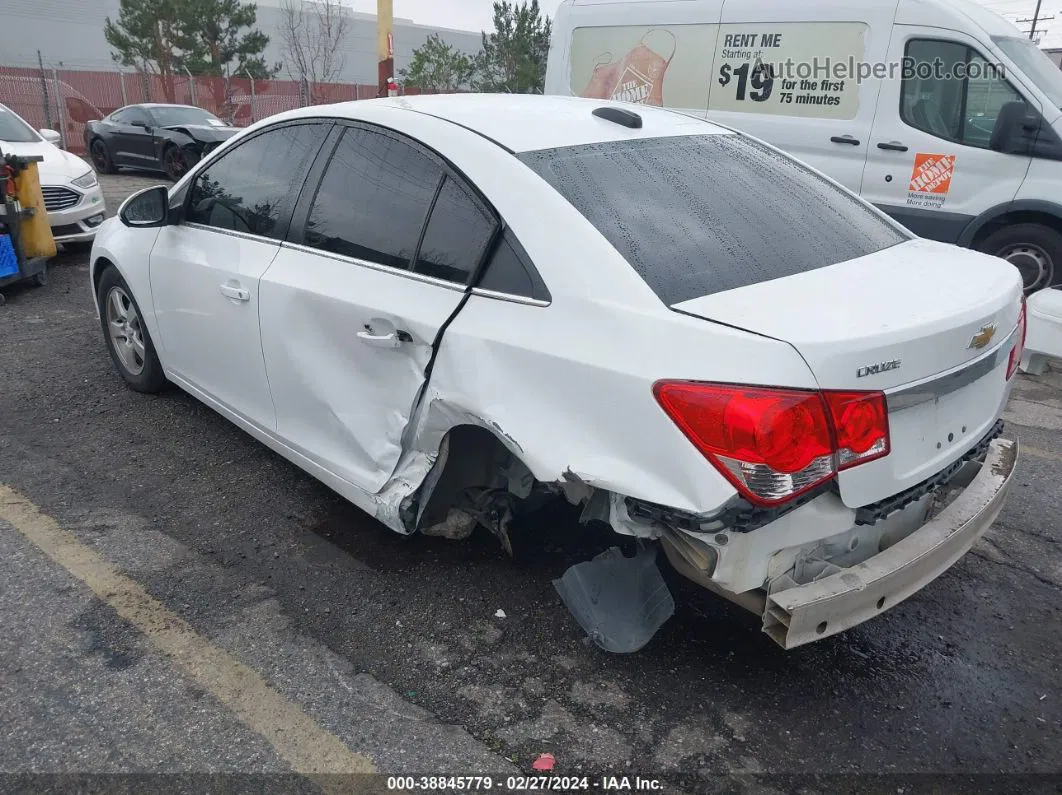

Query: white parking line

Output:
[0, 484, 375, 788]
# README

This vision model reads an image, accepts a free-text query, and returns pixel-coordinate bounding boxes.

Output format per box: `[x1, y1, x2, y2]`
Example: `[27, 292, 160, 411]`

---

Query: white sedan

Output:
[90, 94, 1024, 651]
[0, 103, 106, 251]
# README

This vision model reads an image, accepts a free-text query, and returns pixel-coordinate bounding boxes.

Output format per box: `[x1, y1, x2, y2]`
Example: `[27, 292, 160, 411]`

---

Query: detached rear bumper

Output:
[763, 437, 1018, 649]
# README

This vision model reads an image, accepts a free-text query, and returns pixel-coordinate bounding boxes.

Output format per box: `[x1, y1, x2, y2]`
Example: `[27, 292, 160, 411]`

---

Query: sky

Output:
[389, 0, 1062, 47]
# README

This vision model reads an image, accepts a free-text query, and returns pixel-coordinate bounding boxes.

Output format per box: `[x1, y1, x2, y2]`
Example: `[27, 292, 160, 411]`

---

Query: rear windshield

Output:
[518, 134, 908, 305]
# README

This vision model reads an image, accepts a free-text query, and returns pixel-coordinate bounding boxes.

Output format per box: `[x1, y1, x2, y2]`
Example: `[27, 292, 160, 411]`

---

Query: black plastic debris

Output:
[553, 545, 675, 653]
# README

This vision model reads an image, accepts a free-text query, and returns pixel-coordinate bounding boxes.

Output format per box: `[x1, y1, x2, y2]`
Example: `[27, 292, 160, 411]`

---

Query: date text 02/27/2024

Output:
[385, 776, 665, 791]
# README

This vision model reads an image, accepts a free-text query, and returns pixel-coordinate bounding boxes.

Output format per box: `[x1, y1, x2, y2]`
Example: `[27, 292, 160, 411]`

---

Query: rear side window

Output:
[476, 230, 551, 302]
[518, 135, 907, 305]
[305, 126, 443, 270]
[413, 176, 496, 283]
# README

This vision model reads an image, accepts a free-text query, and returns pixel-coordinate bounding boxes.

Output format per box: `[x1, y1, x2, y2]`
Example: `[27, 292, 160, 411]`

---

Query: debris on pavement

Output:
[554, 545, 674, 653]
[532, 752, 556, 771]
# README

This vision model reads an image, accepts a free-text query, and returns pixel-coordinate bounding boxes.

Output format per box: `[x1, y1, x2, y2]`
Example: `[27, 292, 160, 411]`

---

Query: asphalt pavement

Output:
[0, 172, 1059, 794]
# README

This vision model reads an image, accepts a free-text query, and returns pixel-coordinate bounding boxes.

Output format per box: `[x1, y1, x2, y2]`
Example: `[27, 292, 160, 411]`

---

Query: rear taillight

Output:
[823, 390, 891, 470]
[653, 381, 890, 507]
[1007, 299, 1027, 380]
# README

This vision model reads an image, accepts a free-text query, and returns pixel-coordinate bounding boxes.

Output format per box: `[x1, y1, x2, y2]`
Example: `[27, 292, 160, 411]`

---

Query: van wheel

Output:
[978, 223, 1061, 293]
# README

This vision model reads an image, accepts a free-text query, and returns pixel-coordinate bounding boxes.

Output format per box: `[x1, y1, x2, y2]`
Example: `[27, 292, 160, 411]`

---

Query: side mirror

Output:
[39, 129, 61, 145]
[989, 101, 1062, 160]
[119, 185, 171, 228]
[131, 120, 150, 130]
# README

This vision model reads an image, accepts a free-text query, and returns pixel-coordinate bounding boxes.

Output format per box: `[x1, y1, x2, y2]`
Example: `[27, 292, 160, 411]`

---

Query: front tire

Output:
[978, 223, 1061, 294]
[162, 145, 196, 181]
[97, 266, 168, 393]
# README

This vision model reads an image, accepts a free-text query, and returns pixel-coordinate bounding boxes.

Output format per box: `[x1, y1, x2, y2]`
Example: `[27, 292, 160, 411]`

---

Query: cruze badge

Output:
[968, 324, 997, 350]
[857, 360, 901, 378]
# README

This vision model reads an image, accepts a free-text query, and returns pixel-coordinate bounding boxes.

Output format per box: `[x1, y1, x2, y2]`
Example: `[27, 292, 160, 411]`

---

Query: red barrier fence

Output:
[0, 65, 435, 154]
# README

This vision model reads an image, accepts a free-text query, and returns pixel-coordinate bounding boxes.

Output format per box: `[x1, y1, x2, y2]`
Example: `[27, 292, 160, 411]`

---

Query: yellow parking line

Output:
[0, 484, 375, 788]
[1023, 445, 1062, 463]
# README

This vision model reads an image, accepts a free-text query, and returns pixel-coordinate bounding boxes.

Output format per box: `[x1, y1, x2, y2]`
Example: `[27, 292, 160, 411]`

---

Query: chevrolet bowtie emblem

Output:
[968, 324, 997, 350]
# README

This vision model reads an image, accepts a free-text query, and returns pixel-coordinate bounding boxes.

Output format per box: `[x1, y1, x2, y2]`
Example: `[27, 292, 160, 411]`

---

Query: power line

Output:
[1016, 0, 1056, 42]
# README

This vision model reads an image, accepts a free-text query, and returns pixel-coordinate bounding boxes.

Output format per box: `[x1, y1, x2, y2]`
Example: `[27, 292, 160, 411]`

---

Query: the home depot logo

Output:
[909, 153, 956, 194]
[610, 65, 654, 104]
[906, 153, 956, 209]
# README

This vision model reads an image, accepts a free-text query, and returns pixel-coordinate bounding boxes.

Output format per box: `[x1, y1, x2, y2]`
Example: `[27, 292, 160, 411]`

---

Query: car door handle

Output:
[877, 141, 910, 152]
[357, 330, 400, 348]
[219, 284, 250, 302]
[830, 135, 861, 145]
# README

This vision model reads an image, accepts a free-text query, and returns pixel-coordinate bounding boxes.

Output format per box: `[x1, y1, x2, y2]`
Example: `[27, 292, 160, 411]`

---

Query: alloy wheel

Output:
[106, 286, 146, 376]
[164, 148, 187, 180]
[91, 140, 109, 172]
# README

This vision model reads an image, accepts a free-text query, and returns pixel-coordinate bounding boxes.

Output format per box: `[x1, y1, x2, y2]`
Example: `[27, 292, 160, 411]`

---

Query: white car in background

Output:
[0, 102, 106, 252]
[89, 95, 1023, 652]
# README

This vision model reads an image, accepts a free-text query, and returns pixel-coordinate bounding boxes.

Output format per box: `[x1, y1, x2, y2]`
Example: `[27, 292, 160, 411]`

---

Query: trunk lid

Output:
[673, 239, 1023, 507]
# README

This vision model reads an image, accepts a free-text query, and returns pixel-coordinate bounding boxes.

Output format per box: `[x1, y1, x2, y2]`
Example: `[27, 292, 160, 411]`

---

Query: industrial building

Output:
[0, 0, 482, 83]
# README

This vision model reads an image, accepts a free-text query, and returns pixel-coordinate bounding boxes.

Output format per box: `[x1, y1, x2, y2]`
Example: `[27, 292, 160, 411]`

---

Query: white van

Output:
[545, 0, 1062, 292]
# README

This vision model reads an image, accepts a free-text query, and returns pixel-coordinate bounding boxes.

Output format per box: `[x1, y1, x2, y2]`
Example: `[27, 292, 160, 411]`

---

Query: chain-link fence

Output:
[0, 64, 436, 155]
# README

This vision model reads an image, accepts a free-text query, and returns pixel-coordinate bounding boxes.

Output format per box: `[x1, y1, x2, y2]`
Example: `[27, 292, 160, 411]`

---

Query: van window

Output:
[518, 134, 908, 306]
[902, 39, 1024, 149]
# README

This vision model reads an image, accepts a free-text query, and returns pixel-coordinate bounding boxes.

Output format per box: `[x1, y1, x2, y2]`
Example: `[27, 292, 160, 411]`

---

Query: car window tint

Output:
[186, 123, 327, 239]
[476, 230, 550, 302]
[413, 176, 496, 283]
[304, 127, 443, 270]
[121, 108, 150, 126]
[901, 39, 1025, 148]
[518, 135, 908, 305]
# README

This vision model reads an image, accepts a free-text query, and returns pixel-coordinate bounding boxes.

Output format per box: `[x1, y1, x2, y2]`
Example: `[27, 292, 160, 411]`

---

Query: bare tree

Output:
[278, 0, 351, 102]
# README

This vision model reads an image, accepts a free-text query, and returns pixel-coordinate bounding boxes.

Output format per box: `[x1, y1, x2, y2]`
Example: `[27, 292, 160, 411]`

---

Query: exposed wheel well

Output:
[970, 211, 1062, 248]
[414, 425, 533, 527]
[409, 424, 570, 552]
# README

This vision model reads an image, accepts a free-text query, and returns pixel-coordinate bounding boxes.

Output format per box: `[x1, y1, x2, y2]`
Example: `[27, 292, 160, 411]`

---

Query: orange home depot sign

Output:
[908, 153, 956, 194]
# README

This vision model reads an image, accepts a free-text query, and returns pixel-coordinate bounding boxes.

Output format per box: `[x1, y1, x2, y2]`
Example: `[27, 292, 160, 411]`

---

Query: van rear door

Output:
[860, 19, 1037, 244]
[707, 0, 900, 193]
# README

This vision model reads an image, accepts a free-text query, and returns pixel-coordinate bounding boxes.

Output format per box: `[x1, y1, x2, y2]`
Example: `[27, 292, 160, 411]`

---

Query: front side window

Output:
[902, 39, 1025, 148]
[186, 123, 328, 238]
[115, 107, 151, 127]
[304, 127, 443, 270]
[519, 134, 907, 305]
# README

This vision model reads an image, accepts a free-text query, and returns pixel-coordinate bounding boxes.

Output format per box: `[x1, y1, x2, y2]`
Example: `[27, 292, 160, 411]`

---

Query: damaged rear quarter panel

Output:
[410, 292, 819, 517]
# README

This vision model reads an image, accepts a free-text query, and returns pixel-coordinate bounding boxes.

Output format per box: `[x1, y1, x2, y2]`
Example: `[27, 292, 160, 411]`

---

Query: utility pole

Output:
[36, 50, 53, 131]
[377, 0, 394, 98]
[1017, 0, 1053, 42]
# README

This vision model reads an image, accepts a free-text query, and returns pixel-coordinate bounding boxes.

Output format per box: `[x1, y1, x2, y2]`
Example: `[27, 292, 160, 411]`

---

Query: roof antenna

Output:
[592, 106, 643, 129]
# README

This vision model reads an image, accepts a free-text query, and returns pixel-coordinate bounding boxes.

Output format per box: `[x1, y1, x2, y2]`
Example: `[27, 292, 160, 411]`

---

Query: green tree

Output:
[400, 34, 475, 92]
[105, 0, 184, 101]
[105, 0, 275, 105]
[179, 0, 276, 79]
[472, 1, 552, 94]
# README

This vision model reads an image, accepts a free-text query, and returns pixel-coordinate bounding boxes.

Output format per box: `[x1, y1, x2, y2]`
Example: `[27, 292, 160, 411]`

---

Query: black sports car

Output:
[84, 104, 240, 181]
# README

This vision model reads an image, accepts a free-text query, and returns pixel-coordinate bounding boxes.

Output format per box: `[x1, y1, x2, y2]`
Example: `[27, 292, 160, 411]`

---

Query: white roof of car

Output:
[289, 94, 732, 153]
